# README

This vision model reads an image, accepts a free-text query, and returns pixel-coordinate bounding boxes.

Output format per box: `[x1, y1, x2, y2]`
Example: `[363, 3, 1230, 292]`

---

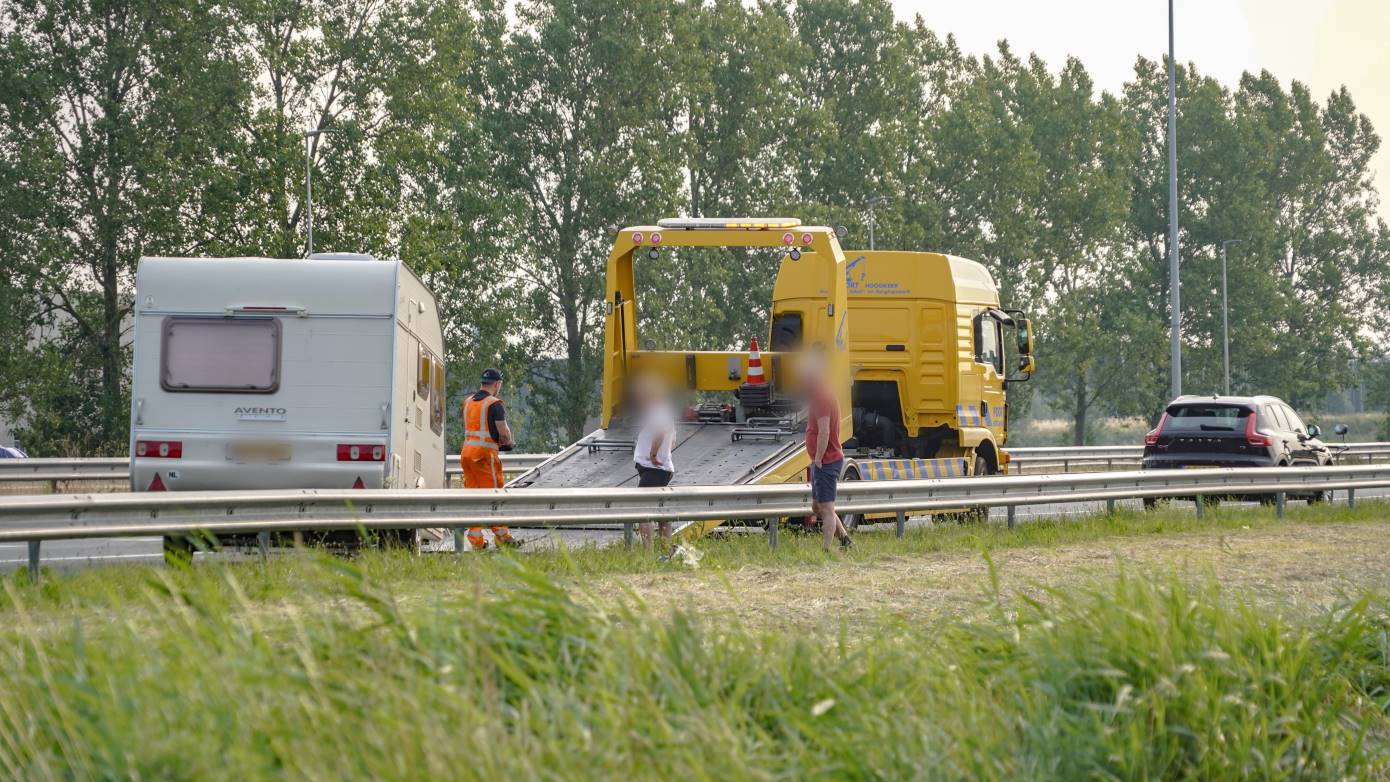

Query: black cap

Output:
[480, 368, 504, 383]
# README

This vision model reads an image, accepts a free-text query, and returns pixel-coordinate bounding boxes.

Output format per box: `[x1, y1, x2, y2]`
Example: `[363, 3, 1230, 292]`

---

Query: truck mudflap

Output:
[854, 457, 971, 481]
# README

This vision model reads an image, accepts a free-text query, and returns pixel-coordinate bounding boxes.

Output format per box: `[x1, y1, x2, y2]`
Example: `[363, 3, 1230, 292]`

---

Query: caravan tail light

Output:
[136, 440, 182, 458]
[337, 444, 386, 462]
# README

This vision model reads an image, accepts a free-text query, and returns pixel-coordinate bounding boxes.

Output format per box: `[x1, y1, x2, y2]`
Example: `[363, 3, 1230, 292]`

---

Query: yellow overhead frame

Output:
[599, 220, 852, 437]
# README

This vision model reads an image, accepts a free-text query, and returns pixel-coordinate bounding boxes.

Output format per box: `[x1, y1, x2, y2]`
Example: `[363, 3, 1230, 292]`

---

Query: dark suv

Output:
[1142, 395, 1332, 470]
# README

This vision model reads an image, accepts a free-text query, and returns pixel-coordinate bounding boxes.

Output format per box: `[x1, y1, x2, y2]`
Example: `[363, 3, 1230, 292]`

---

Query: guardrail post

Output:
[453, 528, 466, 554]
[256, 531, 270, 562]
[1275, 492, 1286, 519]
[895, 510, 906, 538]
[27, 541, 40, 580]
[1348, 488, 1356, 509]
[767, 517, 778, 550]
[1006, 505, 1016, 529]
[1106, 498, 1115, 515]
[1194, 496, 1204, 519]
[623, 523, 634, 549]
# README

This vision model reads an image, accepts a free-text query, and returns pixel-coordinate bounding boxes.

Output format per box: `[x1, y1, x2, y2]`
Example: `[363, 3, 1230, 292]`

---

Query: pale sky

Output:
[891, 0, 1390, 223]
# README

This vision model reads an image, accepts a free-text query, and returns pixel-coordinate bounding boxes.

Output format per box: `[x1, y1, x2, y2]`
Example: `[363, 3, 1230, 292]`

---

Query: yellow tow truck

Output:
[507, 217, 1034, 534]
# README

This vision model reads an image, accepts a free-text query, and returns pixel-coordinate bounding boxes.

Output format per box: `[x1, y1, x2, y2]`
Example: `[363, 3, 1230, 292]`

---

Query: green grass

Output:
[0, 502, 1388, 778]
[1, 552, 1388, 779]
[3, 499, 1385, 617]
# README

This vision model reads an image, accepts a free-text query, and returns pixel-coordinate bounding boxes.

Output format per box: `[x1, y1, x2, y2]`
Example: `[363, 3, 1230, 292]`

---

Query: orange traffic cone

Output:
[747, 337, 766, 385]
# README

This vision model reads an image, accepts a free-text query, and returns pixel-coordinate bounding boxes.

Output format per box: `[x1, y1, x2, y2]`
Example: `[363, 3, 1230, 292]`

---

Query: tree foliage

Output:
[1, 0, 1386, 453]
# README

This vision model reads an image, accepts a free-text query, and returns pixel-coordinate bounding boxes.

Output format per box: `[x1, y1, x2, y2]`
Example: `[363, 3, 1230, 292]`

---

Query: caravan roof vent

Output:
[308, 252, 376, 261]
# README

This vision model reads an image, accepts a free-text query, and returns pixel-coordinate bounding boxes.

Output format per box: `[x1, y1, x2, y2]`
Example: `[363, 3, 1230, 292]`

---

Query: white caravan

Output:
[128, 254, 447, 517]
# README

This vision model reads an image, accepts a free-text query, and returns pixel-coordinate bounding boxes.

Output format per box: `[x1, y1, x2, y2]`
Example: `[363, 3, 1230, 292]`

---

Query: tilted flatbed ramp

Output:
[505, 419, 807, 546]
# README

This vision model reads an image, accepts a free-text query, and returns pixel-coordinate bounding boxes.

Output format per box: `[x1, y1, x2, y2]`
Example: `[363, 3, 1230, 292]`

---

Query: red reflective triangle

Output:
[148, 473, 167, 491]
[352, 477, 366, 489]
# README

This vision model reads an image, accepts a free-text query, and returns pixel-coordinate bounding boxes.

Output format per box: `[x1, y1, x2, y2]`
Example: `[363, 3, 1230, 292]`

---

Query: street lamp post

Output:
[304, 128, 328, 257]
[866, 196, 887, 251]
[1220, 239, 1242, 395]
[1166, 0, 1182, 399]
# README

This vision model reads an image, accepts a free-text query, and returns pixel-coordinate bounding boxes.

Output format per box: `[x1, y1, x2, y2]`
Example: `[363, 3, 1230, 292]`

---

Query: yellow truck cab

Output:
[770, 248, 1033, 481]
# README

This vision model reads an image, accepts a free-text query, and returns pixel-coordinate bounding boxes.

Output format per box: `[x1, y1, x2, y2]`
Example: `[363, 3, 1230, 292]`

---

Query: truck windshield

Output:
[161, 317, 281, 393]
[1164, 404, 1251, 432]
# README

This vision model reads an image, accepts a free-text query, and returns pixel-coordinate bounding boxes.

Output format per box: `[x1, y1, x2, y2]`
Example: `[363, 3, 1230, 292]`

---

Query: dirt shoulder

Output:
[587, 520, 1390, 630]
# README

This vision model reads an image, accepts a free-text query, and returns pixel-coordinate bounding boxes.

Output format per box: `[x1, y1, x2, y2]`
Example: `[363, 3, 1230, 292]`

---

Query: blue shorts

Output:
[811, 459, 844, 502]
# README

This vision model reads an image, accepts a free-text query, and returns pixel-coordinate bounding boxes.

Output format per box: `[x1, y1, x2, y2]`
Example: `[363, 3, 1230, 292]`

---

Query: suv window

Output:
[1165, 404, 1252, 432]
[1281, 405, 1306, 434]
[1264, 404, 1290, 432]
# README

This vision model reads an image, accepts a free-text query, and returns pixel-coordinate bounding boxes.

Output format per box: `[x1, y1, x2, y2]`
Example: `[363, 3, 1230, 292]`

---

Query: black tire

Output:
[839, 464, 862, 531]
[963, 455, 992, 523]
[1307, 460, 1331, 504]
[1262, 461, 1291, 506]
[1143, 496, 1170, 511]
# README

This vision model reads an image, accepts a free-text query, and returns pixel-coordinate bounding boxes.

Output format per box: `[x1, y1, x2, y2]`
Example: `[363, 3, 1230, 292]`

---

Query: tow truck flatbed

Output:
[509, 419, 805, 491]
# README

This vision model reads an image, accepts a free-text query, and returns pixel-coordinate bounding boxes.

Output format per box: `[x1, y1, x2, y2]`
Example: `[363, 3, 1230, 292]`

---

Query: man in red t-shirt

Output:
[801, 351, 852, 552]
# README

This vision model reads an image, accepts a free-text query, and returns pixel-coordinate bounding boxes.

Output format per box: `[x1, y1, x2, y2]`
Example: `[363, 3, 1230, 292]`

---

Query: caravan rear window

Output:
[161, 317, 281, 393]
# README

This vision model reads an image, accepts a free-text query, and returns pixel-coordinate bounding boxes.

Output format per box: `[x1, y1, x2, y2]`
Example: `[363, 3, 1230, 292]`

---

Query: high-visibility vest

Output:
[461, 394, 501, 456]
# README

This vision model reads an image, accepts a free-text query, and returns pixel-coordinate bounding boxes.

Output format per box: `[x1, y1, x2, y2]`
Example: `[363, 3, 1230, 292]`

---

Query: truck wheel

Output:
[839, 464, 862, 531]
[963, 456, 992, 523]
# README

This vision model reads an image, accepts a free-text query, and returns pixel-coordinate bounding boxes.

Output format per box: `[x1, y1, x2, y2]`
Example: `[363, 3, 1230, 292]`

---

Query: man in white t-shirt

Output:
[632, 375, 676, 545]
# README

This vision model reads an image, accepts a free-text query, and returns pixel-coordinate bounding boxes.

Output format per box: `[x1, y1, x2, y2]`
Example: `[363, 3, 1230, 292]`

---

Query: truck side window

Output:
[430, 357, 445, 436]
[770, 312, 802, 351]
[974, 315, 1002, 373]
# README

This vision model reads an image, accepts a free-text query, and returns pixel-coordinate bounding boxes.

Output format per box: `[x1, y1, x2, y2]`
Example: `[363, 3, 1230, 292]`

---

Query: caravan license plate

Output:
[227, 441, 291, 462]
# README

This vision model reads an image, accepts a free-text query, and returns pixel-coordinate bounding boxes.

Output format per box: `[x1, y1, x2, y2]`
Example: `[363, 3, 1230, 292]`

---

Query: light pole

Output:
[1166, 0, 1182, 399]
[866, 196, 887, 250]
[304, 128, 329, 257]
[1220, 239, 1242, 395]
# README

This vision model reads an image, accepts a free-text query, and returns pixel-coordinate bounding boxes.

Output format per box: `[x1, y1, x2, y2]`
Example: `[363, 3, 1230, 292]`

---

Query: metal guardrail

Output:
[1007, 443, 1390, 471]
[5, 464, 1389, 577]
[7, 444, 1390, 484]
[0, 454, 553, 485]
